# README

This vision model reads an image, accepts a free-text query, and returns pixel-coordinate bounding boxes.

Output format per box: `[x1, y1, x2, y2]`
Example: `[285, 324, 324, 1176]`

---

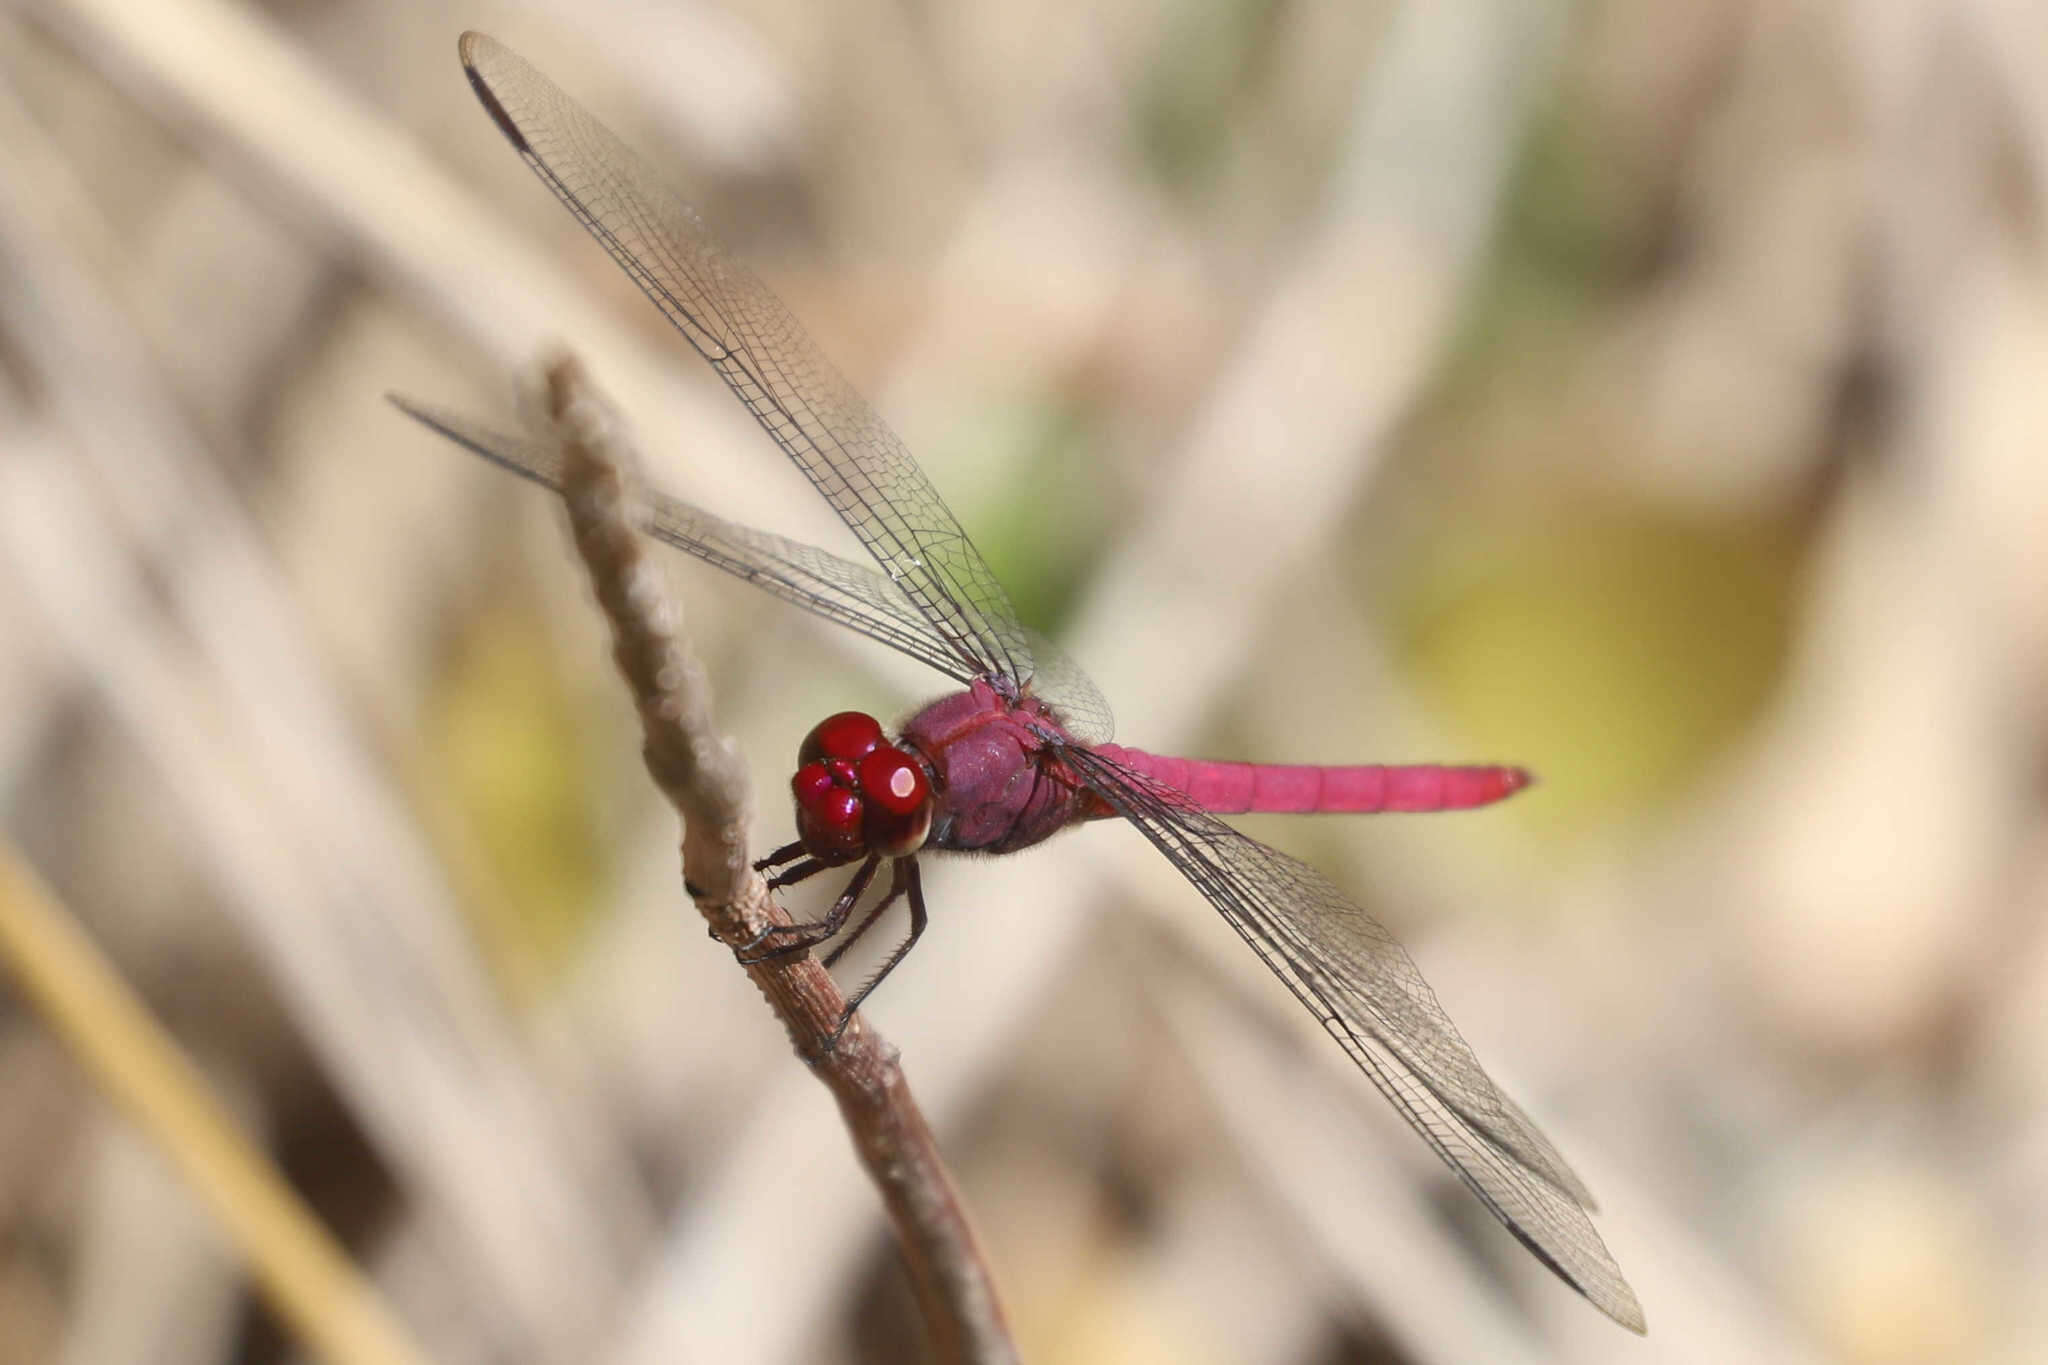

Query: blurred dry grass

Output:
[3, 1, 2047, 1362]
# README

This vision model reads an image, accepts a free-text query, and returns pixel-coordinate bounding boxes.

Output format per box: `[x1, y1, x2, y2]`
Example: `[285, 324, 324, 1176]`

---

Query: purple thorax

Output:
[898, 679, 1099, 855]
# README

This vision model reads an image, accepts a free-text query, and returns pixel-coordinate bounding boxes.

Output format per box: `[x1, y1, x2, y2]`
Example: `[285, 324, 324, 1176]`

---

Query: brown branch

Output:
[532, 354, 1018, 1365]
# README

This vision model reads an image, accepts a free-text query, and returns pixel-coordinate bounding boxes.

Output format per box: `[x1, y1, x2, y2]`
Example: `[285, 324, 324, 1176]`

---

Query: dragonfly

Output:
[393, 31, 1643, 1333]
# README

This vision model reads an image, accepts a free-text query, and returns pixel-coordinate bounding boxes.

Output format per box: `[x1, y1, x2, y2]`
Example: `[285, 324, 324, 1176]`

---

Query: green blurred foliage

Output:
[1135, 0, 1283, 195]
[948, 396, 1115, 638]
[1442, 85, 1668, 390]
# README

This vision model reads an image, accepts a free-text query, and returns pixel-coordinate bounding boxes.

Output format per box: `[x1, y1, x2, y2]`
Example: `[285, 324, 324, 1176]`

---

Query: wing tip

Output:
[457, 32, 533, 155]
[1504, 1214, 1647, 1334]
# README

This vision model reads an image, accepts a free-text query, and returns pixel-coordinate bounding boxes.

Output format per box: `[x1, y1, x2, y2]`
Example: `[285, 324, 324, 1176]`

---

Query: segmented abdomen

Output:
[1089, 746, 1530, 814]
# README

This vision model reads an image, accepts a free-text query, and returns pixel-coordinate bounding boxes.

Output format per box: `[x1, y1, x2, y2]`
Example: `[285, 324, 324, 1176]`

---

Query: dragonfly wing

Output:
[391, 396, 979, 685]
[458, 32, 1043, 694]
[1061, 744, 1645, 1333]
[1019, 628, 1113, 744]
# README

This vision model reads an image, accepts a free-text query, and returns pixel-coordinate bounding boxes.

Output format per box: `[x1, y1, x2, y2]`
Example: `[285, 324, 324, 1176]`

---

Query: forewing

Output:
[390, 397, 974, 684]
[458, 32, 1041, 692]
[1061, 744, 1645, 1332]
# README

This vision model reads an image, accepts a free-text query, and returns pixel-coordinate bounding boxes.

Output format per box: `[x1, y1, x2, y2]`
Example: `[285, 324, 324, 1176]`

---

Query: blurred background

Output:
[3, 0, 2046, 1361]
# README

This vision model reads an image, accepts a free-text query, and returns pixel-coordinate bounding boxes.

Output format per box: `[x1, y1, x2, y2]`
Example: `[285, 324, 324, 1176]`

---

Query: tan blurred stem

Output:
[537, 354, 1017, 1365]
[0, 843, 432, 1365]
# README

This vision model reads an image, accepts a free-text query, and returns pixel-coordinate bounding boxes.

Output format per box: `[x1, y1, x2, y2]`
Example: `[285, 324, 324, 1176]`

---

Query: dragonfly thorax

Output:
[791, 711, 933, 863]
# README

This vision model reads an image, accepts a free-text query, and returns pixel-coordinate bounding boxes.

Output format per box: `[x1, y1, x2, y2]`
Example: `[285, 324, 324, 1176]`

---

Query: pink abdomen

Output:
[1091, 746, 1531, 814]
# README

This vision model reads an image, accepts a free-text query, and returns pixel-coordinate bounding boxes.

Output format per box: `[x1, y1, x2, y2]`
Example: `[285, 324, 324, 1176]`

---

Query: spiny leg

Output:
[736, 854, 879, 962]
[752, 840, 807, 874]
[828, 860, 927, 1044]
[821, 873, 907, 970]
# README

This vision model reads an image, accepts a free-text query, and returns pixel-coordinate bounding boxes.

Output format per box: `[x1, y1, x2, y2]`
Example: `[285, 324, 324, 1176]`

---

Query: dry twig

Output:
[532, 353, 1017, 1365]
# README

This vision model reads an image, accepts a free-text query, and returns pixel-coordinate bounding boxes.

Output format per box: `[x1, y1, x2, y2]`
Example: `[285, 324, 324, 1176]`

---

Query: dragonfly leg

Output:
[820, 869, 907, 970]
[736, 854, 879, 962]
[752, 840, 808, 873]
[827, 860, 926, 1045]
[764, 858, 831, 894]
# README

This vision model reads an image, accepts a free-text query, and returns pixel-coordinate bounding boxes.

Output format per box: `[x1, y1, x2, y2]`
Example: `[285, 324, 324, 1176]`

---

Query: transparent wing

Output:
[390, 396, 1114, 740]
[1019, 628, 1113, 743]
[1060, 744, 1645, 1332]
[458, 32, 1048, 699]
[392, 396, 970, 682]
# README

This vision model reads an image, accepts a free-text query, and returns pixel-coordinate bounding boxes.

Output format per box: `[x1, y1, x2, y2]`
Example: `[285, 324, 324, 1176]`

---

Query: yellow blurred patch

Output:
[424, 603, 609, 1004]
[1393, 510, 1801, 837]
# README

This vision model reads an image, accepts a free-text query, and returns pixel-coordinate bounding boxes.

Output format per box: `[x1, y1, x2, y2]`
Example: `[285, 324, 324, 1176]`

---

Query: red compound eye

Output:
[858, 749, 928, 816]
[799, 711, 884, 768]
[858, 747, 932, 856]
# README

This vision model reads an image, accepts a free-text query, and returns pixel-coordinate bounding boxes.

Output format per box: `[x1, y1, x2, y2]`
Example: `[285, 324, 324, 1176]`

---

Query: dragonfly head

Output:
[790, 711, 933, 863]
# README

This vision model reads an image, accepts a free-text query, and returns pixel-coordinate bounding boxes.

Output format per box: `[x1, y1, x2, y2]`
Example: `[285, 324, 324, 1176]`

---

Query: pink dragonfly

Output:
[395, 32, 1642, 1332]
